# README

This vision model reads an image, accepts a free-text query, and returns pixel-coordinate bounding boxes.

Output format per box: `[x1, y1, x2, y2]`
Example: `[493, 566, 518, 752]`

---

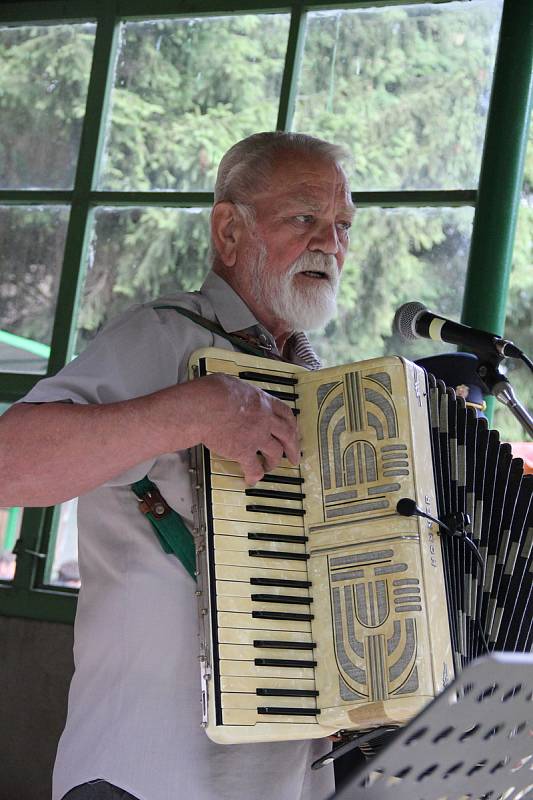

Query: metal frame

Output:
[0, 0, 530, 624]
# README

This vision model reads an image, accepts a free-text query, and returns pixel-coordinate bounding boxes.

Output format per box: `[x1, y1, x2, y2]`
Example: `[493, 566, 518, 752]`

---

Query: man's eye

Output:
[337, 221, 352, 231]
[294, 214, 314, 224]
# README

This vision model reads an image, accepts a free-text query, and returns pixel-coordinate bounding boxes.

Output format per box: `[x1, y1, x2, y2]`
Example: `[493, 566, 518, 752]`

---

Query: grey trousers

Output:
[61, 781, 139, 800]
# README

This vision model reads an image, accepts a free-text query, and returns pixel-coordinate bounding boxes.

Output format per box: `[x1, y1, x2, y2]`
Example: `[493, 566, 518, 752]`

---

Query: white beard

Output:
[247, 243, 340, 331]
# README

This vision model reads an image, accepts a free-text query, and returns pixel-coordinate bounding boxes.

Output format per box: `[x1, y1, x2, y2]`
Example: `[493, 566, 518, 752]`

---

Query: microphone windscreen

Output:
[396, 498, 418, 517]
[392, 301, 427, 341]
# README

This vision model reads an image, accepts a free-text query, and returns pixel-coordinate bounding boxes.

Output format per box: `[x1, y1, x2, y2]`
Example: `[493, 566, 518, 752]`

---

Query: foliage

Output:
[0, 1, 530, 442]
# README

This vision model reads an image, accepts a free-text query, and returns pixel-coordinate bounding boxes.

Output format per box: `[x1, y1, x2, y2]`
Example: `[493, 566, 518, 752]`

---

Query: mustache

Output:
[289, 252, 339, 283]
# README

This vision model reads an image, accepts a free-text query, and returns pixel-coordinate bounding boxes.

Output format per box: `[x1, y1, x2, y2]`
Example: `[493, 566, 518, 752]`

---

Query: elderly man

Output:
[1, 131, 355, 800]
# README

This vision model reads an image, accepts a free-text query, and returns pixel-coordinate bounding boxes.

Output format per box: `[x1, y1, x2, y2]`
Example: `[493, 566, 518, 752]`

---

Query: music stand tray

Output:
[331, 653, 533, 800]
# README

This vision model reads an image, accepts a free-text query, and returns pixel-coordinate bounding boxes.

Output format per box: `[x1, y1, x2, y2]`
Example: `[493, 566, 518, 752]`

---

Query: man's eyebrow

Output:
[282, 195, 356, 217]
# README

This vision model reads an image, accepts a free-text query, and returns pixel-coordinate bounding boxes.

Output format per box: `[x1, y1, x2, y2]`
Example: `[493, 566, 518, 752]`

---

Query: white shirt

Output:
[22, 273, 334, 800]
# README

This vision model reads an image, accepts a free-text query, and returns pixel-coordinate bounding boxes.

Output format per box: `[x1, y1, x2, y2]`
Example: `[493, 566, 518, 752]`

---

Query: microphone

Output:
[393, 301, 523, 360]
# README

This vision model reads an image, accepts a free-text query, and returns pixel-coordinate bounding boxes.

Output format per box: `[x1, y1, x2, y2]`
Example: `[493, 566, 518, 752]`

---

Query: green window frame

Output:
[0, 0, 531, 624]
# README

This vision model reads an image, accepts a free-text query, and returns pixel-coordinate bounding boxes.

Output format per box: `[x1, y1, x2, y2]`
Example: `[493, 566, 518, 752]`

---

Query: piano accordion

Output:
[189, 348, 533, 745]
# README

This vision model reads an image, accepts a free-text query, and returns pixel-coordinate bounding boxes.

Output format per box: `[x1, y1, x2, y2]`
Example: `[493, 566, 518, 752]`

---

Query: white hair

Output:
[214, 131, 349, 208]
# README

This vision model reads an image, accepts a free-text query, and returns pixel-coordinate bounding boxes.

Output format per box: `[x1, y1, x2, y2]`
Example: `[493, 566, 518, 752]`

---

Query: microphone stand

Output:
[475, 354, 533, 438]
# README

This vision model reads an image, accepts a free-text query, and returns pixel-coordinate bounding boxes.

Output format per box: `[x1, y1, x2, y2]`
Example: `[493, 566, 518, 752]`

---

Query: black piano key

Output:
[254, 658, 317, 668]
[246, 505, 305, 516]
[252, 610, 314, 622]
[250, 577, 312, 588]
[253, 640, 316, 650]
[257, 707, 319, 716]
[256, 688, 319, 697]
[245, 488, 306, 501]
[262, 474, 304, 485]
[238, 371, 298, 386]
[264, 389, 300, 402]
[249, 550, 309, 561]
[248, 532, 308, 544]
[251, 594, 312, 605]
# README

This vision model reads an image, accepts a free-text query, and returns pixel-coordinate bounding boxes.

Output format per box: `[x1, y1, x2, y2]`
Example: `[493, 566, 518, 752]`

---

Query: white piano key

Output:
[214, 549, 308, 573]
[219, 644, 316, 663]
[219, 659, 315, 680]
[213, 518, 304, 538]
[216, 595, 313, 615]
[216, 627, 314, 646]
[220, 675, 316, 693]
[222, 709, 318, 726]
[215, 564, 307, 583]
[220, 693, 317, 710]
[210, 458, 299, 479]
[217, 612, 311, 633]
[214, 534, 306, 555]
[215, 580, 310, 600]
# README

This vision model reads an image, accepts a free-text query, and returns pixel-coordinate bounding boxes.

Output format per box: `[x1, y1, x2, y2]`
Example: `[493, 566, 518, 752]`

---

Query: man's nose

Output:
[308, 222, 339, 255]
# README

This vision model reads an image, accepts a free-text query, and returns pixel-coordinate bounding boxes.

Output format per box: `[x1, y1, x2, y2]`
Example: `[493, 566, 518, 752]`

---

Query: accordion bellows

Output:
[189, 349, 532, 745]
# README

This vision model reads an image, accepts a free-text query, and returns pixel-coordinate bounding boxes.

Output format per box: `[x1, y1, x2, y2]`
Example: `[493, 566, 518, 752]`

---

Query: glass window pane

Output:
[99, 14, 290, 191]
[47, 499, 80, 588]
[0, 23, 96, 189]
[294, 0, 503, 191]
[309, 206, 474, 365]
[0, 405, 21, 580]
[493, 118, 533, 444]
[0, 206, 70, 373]
[75, 207, 211, 353]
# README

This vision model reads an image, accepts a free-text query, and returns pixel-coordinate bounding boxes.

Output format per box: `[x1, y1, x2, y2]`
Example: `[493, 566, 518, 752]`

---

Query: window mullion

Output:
[276, 4, 307, 131]
[11, 508, 50, 591]
[46, 10, 122, 377]
[461, 0, 533, 335]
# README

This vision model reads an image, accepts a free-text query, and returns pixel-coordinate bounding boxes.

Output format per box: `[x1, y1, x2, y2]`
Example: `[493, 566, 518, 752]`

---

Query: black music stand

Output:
[330, 653, 533, 800]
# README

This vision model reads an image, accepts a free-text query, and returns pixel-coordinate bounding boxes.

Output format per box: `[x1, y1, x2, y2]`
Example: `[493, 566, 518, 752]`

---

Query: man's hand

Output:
[190, 373, 300, 485]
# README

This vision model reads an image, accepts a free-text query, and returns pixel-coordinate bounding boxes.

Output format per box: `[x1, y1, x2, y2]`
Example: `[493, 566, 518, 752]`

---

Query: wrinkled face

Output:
[240, 153, 354, 331]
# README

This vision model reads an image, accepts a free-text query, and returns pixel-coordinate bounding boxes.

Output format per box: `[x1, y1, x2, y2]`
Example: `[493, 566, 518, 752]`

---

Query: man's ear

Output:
[211, 202, 245, 267]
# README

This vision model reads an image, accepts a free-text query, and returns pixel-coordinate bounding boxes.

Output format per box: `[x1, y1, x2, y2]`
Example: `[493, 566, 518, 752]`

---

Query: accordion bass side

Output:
[188, 348, 532, 745]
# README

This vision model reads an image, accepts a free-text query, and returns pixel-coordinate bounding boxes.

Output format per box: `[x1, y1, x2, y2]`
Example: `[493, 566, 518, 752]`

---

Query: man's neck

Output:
[213, 263, 295, 354]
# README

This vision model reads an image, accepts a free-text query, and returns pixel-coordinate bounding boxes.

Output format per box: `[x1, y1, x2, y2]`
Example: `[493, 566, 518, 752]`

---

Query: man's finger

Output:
[270, 417, 300, 466]
[257, 437, 285, 473]
[241, 453, 266, 486]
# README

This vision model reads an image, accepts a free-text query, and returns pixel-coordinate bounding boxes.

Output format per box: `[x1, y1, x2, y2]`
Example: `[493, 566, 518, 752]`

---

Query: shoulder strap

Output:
[154, 304, 272, 359]
[131, 476, 196, 581]
[131, 303, 280, 576]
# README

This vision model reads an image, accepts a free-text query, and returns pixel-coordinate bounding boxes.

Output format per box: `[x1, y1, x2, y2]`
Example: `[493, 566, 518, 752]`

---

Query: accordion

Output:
[189, 348, 533, 745]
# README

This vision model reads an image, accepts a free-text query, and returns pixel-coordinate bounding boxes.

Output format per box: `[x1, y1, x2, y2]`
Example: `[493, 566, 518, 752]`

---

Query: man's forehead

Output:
[282, 185, 354, 214]
[260, 158, 354, 213]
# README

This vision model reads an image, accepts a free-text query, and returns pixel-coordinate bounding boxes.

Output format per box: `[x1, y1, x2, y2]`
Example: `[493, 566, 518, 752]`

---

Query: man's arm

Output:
[0, 374, 300, 508]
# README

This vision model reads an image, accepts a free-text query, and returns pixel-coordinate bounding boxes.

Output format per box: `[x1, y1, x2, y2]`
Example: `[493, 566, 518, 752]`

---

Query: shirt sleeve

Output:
[19, 300, 215, 486]
[21, 301, 210, 406]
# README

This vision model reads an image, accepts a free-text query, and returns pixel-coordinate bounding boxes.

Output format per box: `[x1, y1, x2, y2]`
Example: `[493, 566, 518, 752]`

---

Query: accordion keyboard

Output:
[193, 355, 325, 739]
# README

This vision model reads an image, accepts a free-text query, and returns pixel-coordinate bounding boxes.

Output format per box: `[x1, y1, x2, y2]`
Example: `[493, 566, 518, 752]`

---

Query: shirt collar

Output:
[199, 270, 321, 370]
[200, 271, 258, 333]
